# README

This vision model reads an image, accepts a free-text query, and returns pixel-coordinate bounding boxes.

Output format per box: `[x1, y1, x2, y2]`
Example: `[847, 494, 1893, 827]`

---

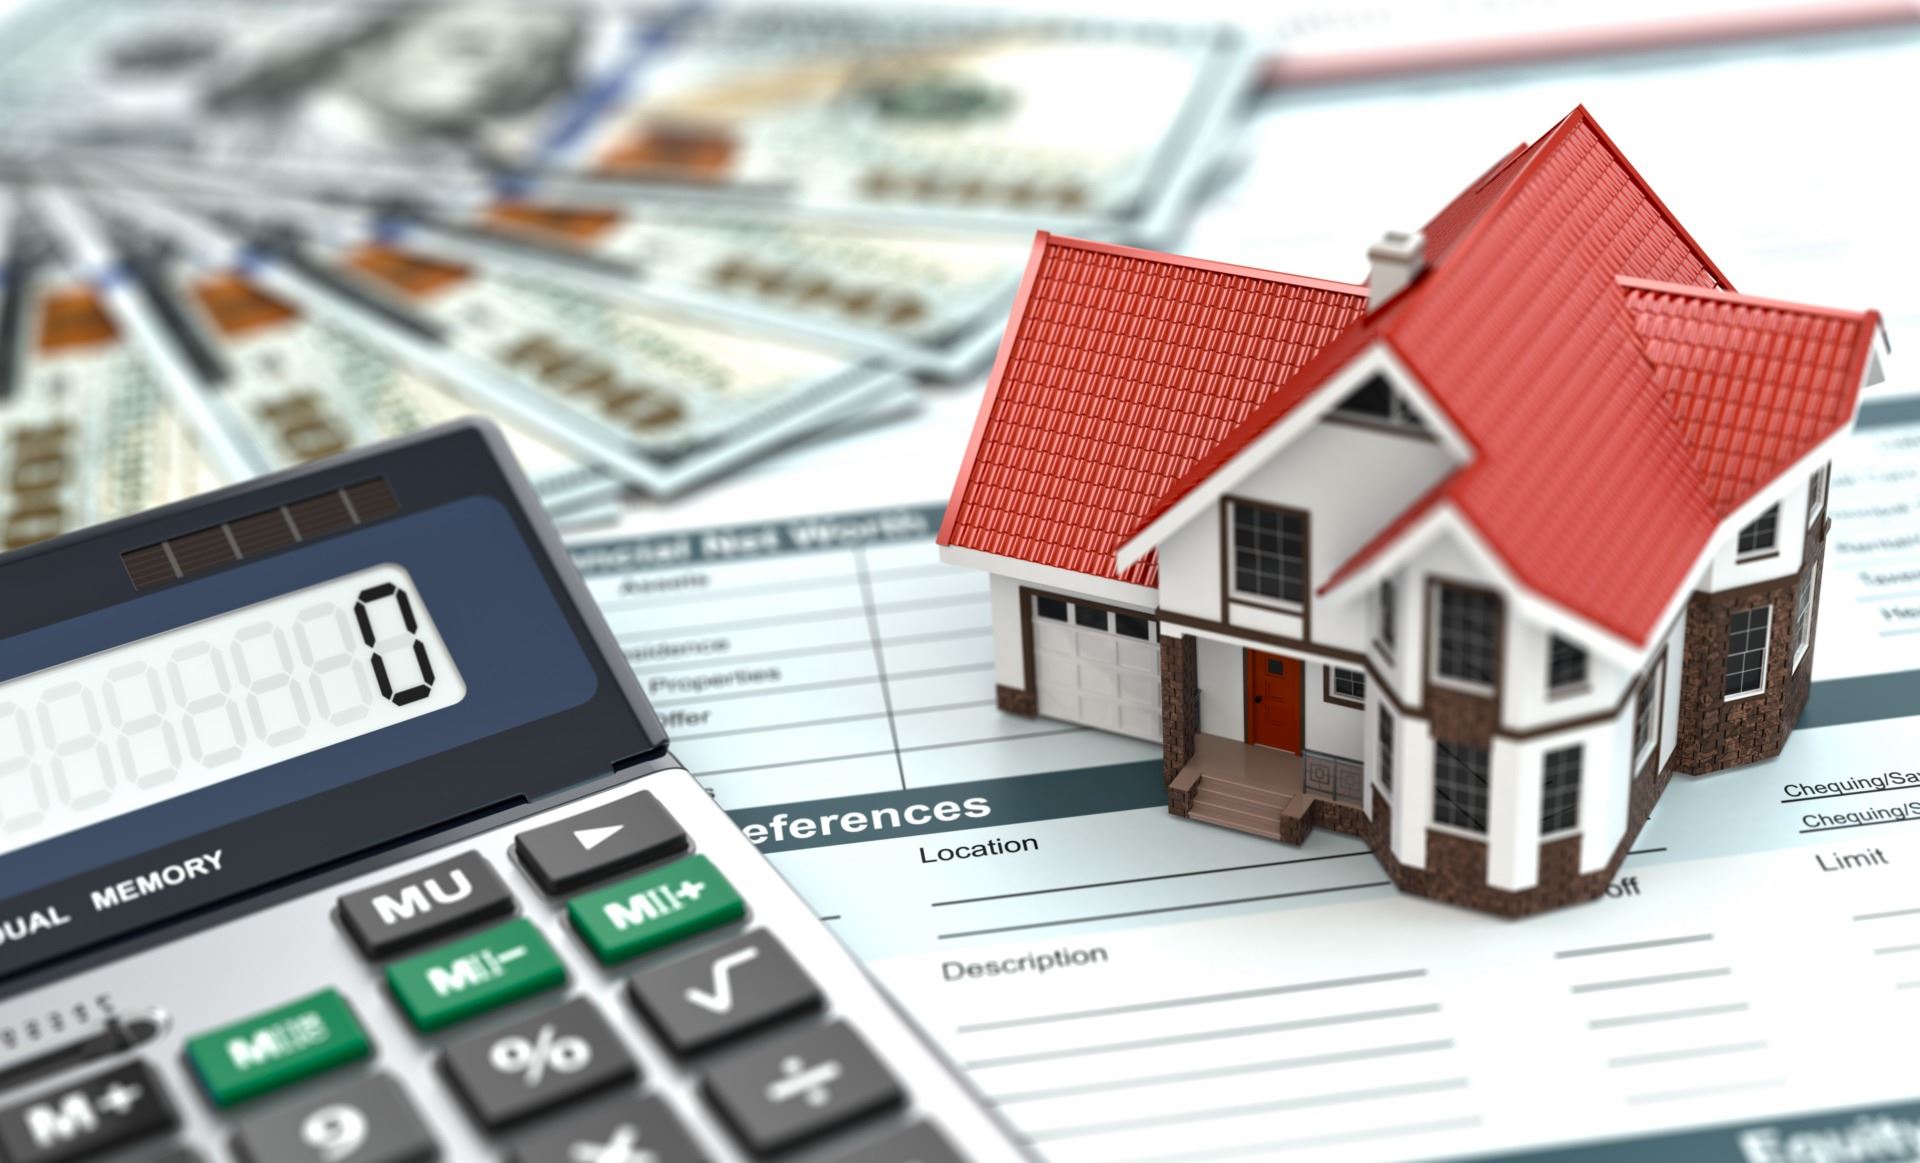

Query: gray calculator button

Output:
[704, 1021, 901, 1154]
[338, 850, 514, 957]
[231, 1074, 433, 1163]
[831, 1122, 966, 1163]
[441, 997, 634, 1129]
[511, 1095, 709, 1163]
[0, 1060, 175, 1163]
[630, 932, 820, 1053]
[515, 791, 687, 893]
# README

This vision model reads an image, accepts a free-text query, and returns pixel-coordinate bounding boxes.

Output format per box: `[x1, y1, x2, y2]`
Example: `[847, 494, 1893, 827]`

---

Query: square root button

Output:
[630, 931, 820, 1053]
[704, 1021, 901, 1154]
[515, 790, 687, 894]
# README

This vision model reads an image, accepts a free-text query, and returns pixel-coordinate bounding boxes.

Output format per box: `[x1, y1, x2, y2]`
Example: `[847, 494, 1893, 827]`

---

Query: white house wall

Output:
[1156, 419, 1455, 645]
[1195, 634, 1245, 743]
[1304, 663, 1364, 762]
[1701, 467, 1814, 593]
[988, 573, 1028, 690]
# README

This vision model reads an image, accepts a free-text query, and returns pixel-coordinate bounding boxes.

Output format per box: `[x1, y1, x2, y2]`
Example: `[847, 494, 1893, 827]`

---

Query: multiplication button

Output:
[630, 932, 820, 1053]
[232, 1074, 433, 1163]
[512, 1095, 710, 1163]
[516, 790, 687, 893]
[704, 1021, 901, 1154]
[0, 1060, 175, 1163]
[441, 997, 635, 1129]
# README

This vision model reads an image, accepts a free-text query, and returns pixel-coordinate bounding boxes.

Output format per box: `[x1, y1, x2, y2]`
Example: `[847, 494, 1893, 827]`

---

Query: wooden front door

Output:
[1246, 649, 1303, 752]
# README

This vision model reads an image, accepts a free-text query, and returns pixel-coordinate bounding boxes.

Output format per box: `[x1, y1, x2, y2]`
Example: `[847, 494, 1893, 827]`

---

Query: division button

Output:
[516, 791, 687, 894]
[704, 1021, 902, 1155]
[568, 855, 744, 966]
[0, 1060, 176, 1163]
[231, 1073, 434, 1163]
[830, 1122, 967, 1163]
[630, 932, 821, 1054]
[441, 997, 635, 1130]
[338, 849, 515, 958]
[185, 988, 371, 1107]
[386, 917, 567, 1032]
[511, 1094, 710, 1163]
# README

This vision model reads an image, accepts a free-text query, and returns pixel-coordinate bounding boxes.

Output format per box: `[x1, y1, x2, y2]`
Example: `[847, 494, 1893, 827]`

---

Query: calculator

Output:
[0, 422, 1025, 1162]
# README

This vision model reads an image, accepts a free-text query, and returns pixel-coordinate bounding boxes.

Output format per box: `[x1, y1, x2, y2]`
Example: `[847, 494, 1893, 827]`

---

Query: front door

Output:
[1246, 649, 1303, 752]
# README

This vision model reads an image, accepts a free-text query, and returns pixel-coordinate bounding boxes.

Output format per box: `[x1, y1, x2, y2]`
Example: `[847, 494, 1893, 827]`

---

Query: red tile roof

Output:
[936, 236, 1367, 587]
[942, 107, 1879, 645]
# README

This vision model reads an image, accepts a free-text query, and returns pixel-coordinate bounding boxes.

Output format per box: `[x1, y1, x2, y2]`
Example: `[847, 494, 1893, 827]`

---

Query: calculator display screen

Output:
[0, 564, 466, 858]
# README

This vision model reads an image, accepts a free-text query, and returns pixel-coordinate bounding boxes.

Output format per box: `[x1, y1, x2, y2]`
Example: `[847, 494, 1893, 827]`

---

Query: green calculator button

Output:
[567, 854, 745, 965]
[385, 917, 566, 1032]
[186, 988, 370, 1106]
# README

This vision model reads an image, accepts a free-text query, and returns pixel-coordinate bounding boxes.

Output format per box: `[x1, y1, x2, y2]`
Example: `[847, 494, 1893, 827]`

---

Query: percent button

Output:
[442, 998, 634, 1129]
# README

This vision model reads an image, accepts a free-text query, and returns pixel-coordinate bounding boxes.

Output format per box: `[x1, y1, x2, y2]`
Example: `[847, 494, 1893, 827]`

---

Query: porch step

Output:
[1188, 799, 1285, 840]
[1192, 780, 1289, 816]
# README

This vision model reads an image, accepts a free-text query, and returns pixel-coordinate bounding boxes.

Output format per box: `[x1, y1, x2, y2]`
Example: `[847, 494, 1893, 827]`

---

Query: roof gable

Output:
[936, 235, 1367, 586]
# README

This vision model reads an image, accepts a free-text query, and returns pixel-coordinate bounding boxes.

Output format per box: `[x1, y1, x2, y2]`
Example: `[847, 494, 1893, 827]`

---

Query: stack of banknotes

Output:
[0, 0, 1260, 548]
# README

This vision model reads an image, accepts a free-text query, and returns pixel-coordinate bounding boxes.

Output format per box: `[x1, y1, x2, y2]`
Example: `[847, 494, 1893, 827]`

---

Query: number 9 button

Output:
[231, 1073, 433, 1163]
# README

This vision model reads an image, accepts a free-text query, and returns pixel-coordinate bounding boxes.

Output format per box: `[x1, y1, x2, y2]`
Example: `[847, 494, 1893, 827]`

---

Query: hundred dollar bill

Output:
[116, 157, 1033, 379]
[33, 185, 621, 515]
[0, 2, 1254, 239]
[98, 177, 918, 498]
[0, 195, 215, 551]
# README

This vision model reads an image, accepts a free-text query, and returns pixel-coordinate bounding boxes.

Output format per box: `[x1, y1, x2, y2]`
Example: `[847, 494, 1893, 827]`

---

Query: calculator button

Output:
[231, 1073, 434, 1163]
[704, 1021, 902, 1155]
[386, 916, 567, 1032]
[0, 1060, 176, 1163]
[567, 855, 745, 966]
[830, 1122, 967, 1163]
[441, 997, 635, 1130]
[511, 1095, 709, 1163]
[338, 849, 514, 958]
[185, 988, 370, 1106]
[630, 932, 821, 1054]
[516, 791, 688, 893]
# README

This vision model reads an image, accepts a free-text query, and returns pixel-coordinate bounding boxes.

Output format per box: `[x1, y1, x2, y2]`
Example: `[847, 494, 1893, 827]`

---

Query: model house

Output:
[936, 107, 1884, 916]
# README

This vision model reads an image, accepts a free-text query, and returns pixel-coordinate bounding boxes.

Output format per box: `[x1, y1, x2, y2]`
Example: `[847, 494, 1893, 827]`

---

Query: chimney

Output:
[1366, 229, 1426, 310]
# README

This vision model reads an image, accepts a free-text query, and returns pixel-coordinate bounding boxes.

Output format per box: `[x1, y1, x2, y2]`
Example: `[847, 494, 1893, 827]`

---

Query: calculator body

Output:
[0, 422, 1023, 1162]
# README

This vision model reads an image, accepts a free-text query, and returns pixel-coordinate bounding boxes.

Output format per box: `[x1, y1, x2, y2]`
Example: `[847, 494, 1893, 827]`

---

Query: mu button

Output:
[338, 850, 514, 958]
[515, 791, 687, 894]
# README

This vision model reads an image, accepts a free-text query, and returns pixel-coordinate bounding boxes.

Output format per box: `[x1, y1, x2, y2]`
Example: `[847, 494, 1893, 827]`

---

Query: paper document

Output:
[571, 408, 1920, 1161]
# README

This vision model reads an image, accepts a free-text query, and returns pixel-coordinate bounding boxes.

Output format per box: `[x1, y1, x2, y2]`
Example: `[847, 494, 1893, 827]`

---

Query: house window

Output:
[1331, 667, 1366, 703]
[1433, 740, 1490, 833]
[1075, 605, 1109, 631]
[1725, 606, 1771, 698]
[1631, 669, 1657, 765]
[1231, 503, 1305, 605]
[1809, 467, 1827, 523]
[1377, 707, 1395, 790]
[1435, 586, 1498, 687]
[1378, 578, 1397, 654]
[1334, 373, 1429, 435]
[1115, 613, 1152, 640]
[1541, 746, 1582, 833]
[1792, 563, 1818, 669]
[1548, 636, 1587, 692]
[1036, 596, 1067, 621]
[1736, 505, 1779, 559]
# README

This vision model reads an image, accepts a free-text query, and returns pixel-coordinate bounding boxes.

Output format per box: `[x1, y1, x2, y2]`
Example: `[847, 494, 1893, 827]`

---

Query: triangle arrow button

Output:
[575, 824, 624, 851]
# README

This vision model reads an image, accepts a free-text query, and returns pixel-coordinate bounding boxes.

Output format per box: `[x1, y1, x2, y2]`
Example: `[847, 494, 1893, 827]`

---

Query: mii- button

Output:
[385, 917, 566, 1032]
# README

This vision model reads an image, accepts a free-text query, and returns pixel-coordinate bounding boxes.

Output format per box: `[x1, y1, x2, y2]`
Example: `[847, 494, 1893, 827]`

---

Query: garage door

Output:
[1031, 594, 1161, 742]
